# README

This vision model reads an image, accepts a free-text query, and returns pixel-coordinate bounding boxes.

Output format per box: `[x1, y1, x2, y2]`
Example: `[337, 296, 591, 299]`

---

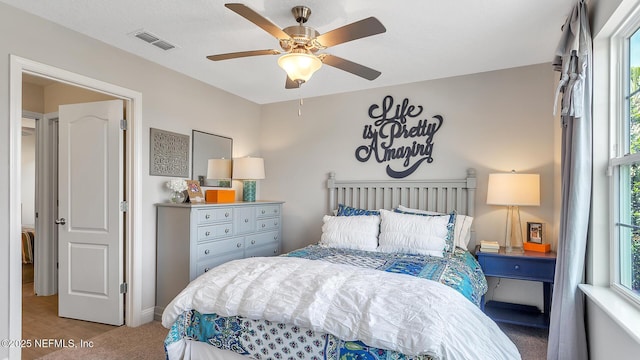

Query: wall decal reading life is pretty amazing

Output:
[355, 95, 444, 178]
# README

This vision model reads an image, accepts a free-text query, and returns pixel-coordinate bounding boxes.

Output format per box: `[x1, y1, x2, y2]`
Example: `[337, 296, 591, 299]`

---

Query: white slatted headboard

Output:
[327, 168, 478, 245]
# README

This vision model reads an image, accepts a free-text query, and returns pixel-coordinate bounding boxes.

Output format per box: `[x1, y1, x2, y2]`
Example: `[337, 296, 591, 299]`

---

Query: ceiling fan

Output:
[207, 3, 387, 89]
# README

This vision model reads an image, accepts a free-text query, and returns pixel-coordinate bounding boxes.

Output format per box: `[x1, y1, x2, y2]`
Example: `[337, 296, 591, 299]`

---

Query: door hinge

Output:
[120, 201, 128, 212]
[120, 282, 128, 294]
[120, 119, 127, 131]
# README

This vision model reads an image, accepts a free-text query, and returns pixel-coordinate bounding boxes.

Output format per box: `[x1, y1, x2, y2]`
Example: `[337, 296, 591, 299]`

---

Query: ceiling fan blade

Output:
[285, 76, 300, 89]
[207, 49, 281, 61]
[225, 3, 291, 40]
[321, 54, 381, 80]
[315, 17, 386, 48]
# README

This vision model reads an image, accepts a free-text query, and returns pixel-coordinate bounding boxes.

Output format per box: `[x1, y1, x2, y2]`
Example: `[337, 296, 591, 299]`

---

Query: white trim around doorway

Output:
[9, 54, 145, 359]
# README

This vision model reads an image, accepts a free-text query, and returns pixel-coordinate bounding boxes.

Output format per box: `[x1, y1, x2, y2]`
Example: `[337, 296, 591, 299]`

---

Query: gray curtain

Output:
[548, 1, 592, 359]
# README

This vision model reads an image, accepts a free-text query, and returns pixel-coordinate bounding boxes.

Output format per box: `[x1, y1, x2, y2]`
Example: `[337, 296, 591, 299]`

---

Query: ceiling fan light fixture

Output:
[277, 51, 322, 84]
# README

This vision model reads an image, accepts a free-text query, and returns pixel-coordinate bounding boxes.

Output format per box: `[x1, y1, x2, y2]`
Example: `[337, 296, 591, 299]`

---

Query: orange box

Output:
[524, 242, 551, 253]
[205, 189, 235, 203]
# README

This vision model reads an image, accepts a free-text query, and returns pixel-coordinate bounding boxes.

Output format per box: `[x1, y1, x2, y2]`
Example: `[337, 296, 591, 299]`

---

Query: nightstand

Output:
[476, 246, 556, 328]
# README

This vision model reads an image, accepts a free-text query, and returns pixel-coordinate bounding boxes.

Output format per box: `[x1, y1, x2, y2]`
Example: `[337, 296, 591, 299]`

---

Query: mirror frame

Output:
[191, 130, 233, 187]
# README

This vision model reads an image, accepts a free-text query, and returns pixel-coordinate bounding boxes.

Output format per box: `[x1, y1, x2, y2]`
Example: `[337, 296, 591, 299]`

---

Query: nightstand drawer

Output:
[480, 256, 555, 282]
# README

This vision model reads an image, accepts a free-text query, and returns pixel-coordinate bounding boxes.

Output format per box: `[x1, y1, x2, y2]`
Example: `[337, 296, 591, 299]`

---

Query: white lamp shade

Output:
[487, 173, 540, 206]
[233, 157, 265, 180]
[207, 158, 231, 179]
[277, 52, 322, 83]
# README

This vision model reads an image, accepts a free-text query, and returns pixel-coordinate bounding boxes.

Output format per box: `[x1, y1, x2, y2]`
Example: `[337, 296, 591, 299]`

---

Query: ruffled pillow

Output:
[319, 215, 380, 251]
[396, 205, 472, 250]
[377, 209, 453, 257]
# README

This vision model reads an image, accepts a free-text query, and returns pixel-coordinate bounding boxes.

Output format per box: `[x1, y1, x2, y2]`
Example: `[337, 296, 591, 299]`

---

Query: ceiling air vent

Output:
[131, 30, 176, 51]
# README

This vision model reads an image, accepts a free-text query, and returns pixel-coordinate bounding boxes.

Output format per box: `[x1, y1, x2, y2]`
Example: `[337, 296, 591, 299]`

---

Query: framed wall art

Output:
[150, 128, 190, 177]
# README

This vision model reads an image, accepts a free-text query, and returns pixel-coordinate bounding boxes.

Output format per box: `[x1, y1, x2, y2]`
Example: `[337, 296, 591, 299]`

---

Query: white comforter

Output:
[163, 256, 520, 359]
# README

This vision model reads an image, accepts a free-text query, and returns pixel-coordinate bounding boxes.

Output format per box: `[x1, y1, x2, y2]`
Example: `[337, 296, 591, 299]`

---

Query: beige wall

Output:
[261, 63, 559, 309]
[43, 82, 116, 113]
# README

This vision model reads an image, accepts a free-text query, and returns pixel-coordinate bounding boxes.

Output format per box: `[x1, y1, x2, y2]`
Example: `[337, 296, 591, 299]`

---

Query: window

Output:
[613, 21, 640, 303]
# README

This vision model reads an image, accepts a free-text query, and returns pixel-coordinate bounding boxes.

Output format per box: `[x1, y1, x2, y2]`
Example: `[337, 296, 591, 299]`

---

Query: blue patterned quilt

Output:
[165, 246, 488, 360]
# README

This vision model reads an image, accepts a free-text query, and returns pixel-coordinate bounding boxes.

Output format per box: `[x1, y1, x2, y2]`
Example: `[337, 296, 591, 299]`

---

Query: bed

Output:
[161, 169, 521, 359]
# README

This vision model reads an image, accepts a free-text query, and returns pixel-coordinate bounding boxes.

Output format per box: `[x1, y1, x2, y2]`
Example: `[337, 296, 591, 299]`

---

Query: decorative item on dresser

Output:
[476, 246, 556, 328]
[154, 201, 283, 319]
[232, 156, 265, 202]
[486, 171, 540, 253]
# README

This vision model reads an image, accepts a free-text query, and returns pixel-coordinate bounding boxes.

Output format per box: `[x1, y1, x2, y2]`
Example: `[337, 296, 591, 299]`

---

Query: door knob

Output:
[54, 218, 66, 225]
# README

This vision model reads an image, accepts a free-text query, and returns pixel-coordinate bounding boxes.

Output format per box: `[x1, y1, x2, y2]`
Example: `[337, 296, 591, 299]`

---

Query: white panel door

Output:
[57, 100, 124, 325]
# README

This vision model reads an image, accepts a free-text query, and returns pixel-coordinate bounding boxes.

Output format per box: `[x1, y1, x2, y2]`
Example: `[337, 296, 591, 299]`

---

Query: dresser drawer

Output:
[256, 205, 280, 218]
[256, 218, 280, 232]
[246, 231, 279, 249]
[480, 256, 555, 282]
[197, 223, 233, 241]
[196, 251, 244, 278]
[197, 237, 244, 260]
[245, 243, 280, 258]
[197, 208, 233, 224]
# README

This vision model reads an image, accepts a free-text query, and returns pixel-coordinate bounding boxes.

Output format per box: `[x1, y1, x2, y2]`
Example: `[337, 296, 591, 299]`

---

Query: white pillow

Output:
[377, 209, 449, 257]
[319, 215, 380, 251]
[396, 205, 474, 249]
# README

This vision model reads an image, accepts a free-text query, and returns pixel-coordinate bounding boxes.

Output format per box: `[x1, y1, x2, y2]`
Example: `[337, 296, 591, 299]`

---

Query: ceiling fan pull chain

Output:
[298, 97, 303, 116]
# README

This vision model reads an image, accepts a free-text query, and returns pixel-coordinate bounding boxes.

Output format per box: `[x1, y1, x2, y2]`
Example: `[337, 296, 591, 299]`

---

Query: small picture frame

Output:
[527, 222, 543, 244]
[186, 180, 205, 203]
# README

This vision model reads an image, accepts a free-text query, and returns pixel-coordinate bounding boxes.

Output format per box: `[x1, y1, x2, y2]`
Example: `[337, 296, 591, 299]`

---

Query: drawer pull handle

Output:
[261, 210, 266, 214]
[204, 249, 210, 255]
[204, 268, 210, 272]
[237, 243, 242, 248]
[205, 231, 211, 236]
[244, 218, 249, 223]
[514, 265, 520, 270]
[274, 222, 278, 226]
[262, 223, 266, 228]
[225, 212, 230, 217]
[251, 240, 256, 245]
[273, 249, 278, 254]
[274, 235, 278, 240]
[205, 214, 211, 219]
[225, 228, 230, 233]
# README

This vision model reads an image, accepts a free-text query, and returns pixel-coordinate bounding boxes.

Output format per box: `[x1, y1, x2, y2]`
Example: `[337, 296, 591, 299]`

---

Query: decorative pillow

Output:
[336, 203, 381, 216]
[377, 209, 452, 257]
[396, 205, 473, 249]
[319, 215, 380, 251]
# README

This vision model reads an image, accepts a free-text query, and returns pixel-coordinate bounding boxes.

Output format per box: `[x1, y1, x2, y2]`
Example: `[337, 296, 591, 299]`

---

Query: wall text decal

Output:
[355, 95, 443, 178]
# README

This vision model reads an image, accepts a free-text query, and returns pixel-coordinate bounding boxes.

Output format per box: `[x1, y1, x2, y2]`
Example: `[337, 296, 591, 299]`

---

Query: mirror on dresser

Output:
[191, 130, 233, 187]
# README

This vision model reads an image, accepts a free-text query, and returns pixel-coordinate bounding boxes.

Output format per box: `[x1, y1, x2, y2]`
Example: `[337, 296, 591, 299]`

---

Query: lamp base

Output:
[504, 205, 525, 254]
[242, 180, 257, 202]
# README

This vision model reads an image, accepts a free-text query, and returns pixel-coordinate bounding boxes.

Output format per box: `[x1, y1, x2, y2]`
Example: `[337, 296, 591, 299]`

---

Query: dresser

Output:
[155, 201, 283, 317]
[476, 247, 556, 328]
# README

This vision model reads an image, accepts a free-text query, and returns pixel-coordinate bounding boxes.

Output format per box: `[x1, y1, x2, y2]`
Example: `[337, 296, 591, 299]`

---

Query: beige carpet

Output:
[38, 321, 168, 360]
[39, 320, 547, 359]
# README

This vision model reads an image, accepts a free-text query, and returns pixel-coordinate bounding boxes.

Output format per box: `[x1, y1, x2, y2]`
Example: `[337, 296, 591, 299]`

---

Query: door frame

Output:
[9, 55, 144, 356]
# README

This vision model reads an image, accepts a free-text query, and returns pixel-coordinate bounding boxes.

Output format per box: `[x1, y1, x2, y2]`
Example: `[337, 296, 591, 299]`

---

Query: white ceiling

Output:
[3, 0, 575, 104]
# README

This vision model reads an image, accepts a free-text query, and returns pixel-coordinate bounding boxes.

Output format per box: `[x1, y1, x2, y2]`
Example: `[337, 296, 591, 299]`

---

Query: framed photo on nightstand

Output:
[527, 222, 543, 244]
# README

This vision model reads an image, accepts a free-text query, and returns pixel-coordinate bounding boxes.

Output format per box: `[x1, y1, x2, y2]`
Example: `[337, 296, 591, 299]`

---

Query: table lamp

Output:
[232, 157, 265, 202]
[207, 158, 232, 187]
[487, 171, 540, 253]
